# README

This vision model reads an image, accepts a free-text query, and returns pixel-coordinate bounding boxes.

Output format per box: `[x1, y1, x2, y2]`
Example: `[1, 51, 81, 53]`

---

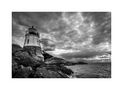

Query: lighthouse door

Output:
[27, 39, 29, 44]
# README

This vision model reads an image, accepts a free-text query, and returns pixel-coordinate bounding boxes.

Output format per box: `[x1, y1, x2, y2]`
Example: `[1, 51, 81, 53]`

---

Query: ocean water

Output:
[66, 63, 111, 78]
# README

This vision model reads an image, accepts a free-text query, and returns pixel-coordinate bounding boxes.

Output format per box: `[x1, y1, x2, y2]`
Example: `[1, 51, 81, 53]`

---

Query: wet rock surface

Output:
[12, 44, 73, 78]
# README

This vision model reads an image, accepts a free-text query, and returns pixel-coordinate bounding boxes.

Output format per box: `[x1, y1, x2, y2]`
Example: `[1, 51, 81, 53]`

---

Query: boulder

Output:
[45, 57, 73, 66]
[34, 67, 62, 78]
[42, 51, 53, 60]
[45, 65, 73, 76]
[13, 50, 45, 67]
[12, 65, 34, 78]
[12, 44, 22, 54]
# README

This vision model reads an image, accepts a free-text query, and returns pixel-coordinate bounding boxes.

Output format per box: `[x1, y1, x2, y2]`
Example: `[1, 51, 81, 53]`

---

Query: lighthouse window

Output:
[27, 39, 29, 44]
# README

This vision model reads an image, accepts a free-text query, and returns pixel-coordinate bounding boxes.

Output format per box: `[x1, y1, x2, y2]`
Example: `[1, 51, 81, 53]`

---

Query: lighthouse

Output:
[23, 26, 44, 61]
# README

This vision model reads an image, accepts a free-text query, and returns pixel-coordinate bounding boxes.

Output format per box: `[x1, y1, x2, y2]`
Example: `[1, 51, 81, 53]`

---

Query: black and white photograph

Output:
[12, 12, 111, 78]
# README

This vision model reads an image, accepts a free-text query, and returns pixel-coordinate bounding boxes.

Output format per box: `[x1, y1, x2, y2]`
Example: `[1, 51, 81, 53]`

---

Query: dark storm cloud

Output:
[12, 12, 111, 58]
[12, 12, 62, 33]
[12, 12, 63, 46]
[12, 22, 23, 37]
[82, 12, 111, 44]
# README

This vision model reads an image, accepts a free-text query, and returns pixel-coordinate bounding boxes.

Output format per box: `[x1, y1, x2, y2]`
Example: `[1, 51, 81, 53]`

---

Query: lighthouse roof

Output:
[26, 26, 40, 37]
[28, 26, 37, 31]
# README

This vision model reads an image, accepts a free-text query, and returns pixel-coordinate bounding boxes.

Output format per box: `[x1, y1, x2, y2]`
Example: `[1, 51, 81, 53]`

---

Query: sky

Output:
[12, 12, 111, 60]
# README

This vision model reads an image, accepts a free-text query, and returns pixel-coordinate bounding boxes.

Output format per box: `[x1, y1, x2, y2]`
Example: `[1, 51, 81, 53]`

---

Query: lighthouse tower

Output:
[23, 26, 44, 61]
[24, 26, 40, 47]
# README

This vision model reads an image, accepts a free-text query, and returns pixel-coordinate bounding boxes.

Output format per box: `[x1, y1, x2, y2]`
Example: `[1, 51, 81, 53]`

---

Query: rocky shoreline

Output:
[12, 44, 74, 78]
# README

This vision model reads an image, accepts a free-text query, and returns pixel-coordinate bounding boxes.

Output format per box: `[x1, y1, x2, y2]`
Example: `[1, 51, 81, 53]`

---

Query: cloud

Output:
[82, 12, 111, 44]
[60, 50, 105, 59]
[12, 12, 111, 57]
[60, 42, 110, 60]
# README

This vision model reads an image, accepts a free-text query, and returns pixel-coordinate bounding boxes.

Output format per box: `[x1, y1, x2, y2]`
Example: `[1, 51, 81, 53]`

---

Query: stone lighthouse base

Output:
[23, 46, 44, 61]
